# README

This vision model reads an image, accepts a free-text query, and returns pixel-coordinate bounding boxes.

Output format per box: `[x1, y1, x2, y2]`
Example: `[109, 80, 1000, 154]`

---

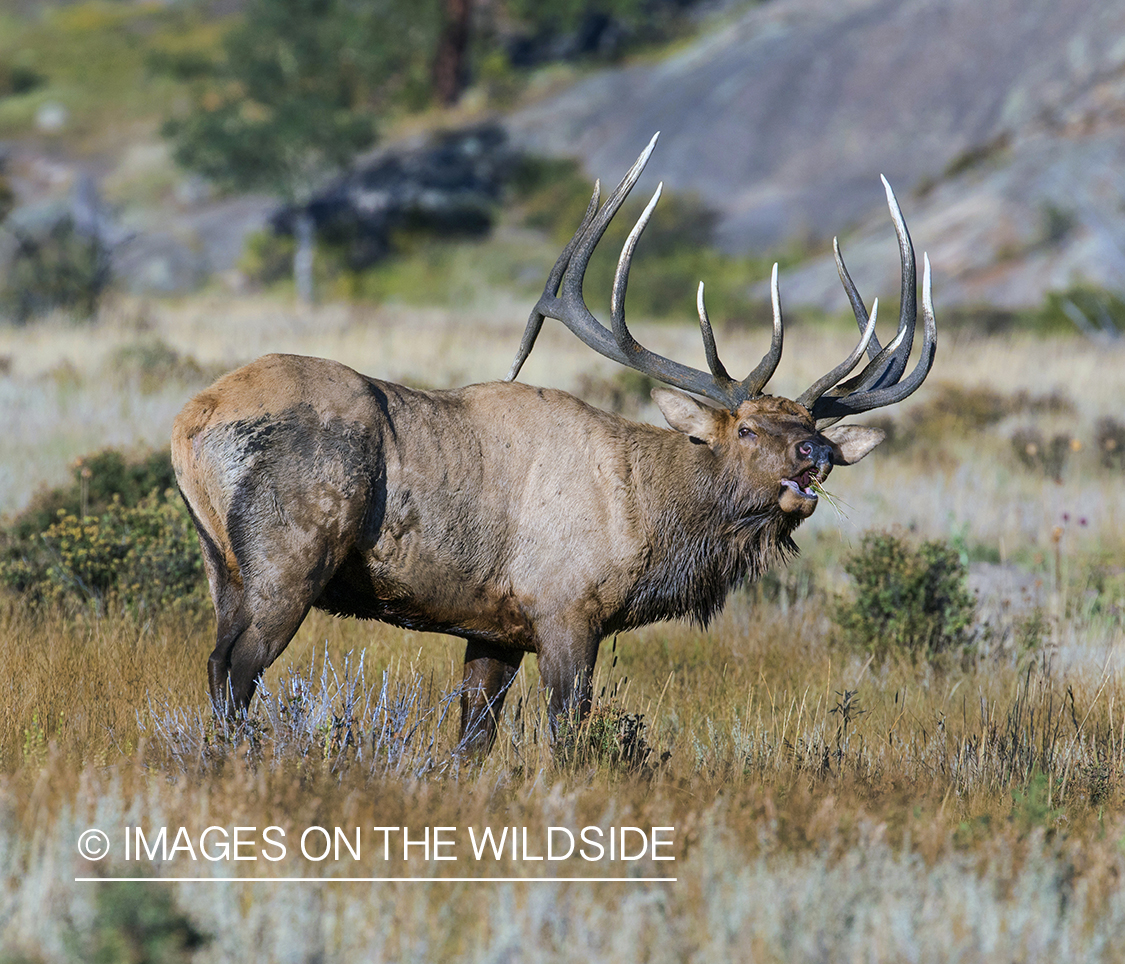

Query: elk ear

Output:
[652, 387, 723, 443]
[822, 424, 886, 465]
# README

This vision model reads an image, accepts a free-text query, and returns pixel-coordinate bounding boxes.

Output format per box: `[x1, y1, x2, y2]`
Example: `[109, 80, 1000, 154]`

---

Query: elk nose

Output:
[797, 439, 831, 465]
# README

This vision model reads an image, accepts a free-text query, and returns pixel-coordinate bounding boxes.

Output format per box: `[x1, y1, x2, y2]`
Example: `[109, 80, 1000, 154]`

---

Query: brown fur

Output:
[172, 352, 883, 750]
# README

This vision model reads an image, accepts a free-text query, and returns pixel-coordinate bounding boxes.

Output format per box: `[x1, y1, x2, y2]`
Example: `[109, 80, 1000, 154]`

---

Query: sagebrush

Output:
[0, 490, 204, 614]
[834, 529, 977, 660]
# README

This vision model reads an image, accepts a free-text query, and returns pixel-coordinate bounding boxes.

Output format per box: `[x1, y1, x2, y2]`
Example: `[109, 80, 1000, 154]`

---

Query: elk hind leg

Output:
[184, 499, 255, 715]
[203, 530, 334, 715]
[211, 594, 316, 715]
[459, 639, 524, 754]
[208, 609, 250, 714]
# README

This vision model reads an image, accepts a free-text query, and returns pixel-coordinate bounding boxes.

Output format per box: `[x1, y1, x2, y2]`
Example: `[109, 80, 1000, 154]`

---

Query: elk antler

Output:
[797, 177, 936, 426]
[505, 136, 936, 425]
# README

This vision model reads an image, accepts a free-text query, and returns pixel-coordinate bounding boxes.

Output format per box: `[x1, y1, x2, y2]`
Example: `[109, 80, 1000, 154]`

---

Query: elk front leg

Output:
[459, 640, 524, 754]
[535, 624, 602, 741]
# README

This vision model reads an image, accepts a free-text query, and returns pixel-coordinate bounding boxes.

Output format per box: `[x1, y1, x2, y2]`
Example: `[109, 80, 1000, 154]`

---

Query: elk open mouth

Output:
[778, 466, 827, 516]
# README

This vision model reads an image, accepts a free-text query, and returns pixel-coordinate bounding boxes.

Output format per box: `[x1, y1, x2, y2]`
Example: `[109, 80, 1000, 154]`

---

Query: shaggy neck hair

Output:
[611, 431, 804, 632]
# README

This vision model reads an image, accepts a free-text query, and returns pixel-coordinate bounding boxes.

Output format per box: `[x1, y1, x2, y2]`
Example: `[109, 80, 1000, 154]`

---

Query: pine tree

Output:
[163, 0, 437, 302]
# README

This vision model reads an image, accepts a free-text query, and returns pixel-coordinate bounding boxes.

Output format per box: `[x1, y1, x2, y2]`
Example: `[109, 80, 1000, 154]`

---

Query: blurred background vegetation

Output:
[1, 0, 1121, 335]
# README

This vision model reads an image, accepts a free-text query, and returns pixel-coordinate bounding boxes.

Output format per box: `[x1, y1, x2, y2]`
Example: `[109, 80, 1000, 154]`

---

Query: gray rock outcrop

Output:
[508, 0, 1125, 308]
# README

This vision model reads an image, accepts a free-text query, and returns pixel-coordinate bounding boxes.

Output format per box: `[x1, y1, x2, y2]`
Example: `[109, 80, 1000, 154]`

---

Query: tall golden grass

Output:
[2, 591, 1124, 961]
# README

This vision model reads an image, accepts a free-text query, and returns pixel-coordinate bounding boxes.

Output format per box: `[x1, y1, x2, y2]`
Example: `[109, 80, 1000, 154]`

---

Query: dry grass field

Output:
[1, 287, 1124, 962]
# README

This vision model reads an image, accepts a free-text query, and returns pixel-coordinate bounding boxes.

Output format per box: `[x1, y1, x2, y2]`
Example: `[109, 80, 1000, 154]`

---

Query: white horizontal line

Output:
[75, 876, 676, 883]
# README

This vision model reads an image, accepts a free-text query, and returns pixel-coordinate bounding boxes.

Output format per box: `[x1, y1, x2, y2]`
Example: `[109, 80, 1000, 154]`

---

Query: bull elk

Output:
[172, 134, 935, 751]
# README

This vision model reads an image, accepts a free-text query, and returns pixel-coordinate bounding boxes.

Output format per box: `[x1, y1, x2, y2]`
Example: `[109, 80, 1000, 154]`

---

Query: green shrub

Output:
[0, 490, 205, 615]
[1, 447, 204, 615]
[1036, 285, 1125, 338]
[553, 704, 655, 772]
[107, 339, 210, 394]
[238, 228, 297, 287]
[75, 878, 209, 964]
[0, 173, 14, 225]
[550, 638, 660, 773]
[0, 216, 110, 323]
[1095, 416, 1125, 470]
[1010, 427, 1075, 482]
[936, 304, 1023, 335]
[570, 367, 658, 418]
[834, 530, 977, 661]
[871, 382, 1075, 455]
[0, 61, 45, 98]
[239, 227, 378, 293]
[8, 448, 177, 541]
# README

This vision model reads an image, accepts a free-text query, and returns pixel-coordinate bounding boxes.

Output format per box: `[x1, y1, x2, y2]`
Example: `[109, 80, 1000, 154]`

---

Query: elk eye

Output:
[738, 425, 755, 439]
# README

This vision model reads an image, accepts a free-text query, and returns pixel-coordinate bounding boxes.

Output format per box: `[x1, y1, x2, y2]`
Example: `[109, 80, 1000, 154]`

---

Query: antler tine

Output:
[875, 176, 918, 390]
[741, 264, 785, 396]
[505, 182, 601, 381]
[523, 133, 666, 371]
[828, 283, 913, 404]
[506, 132, 660, 381]
[509, 139, 933, 416]
[804, 178, 935, 426]
[611, 182, 664, 355]
[696, 283, 732, 382]
[812, 251, 936, 426]
[561, 133, 662, 308]
[832, 177, 918, 389]
[824, 305, 906, 398]
[605, 180, 749, 405]
[796, 298, 879, 409]
[834, 236, 880, 361]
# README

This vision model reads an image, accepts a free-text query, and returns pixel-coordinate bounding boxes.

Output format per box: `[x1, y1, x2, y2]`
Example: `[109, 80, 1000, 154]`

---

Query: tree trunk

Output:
[293, 209, 315, 305]
[433, 0, 472, 107]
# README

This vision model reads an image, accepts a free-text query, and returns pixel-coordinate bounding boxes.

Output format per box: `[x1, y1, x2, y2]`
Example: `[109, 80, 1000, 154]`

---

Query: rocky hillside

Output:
[508, 0, 1125, 310]
[4, 0, 1125, 315]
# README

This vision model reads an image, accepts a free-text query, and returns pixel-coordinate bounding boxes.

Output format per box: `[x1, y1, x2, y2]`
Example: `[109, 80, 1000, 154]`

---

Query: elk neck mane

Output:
[613, 423, 801, 631]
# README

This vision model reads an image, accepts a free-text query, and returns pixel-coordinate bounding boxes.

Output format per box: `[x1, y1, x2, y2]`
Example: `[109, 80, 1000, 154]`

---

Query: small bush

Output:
[8, 448, 177, 541]
[937, 304, 1023, 335]
[571, 368, 658, 419]
[75, 878, 209, 964]
[1037, 285, 1125, 338]
[0, 490, 205, 614]
[749, 562, 817, 612]
[0, 173, 14, 226]
[1010, 427, 1076, 482]
[0, 61, 45, 98]
[553, 704, 655, 772]
[874, 382, 1075, 455]
[834, 530, 977, 662]
[107, 339, 211, 393]
[0, 216, 110, 323]
[551, 638, 660, 773]
[1095, 416, 1125, 470]
[238, 228, 297, 287]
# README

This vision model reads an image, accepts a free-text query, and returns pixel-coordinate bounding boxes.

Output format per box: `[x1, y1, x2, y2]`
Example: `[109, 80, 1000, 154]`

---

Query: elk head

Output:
[505, 133, 936, 521]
